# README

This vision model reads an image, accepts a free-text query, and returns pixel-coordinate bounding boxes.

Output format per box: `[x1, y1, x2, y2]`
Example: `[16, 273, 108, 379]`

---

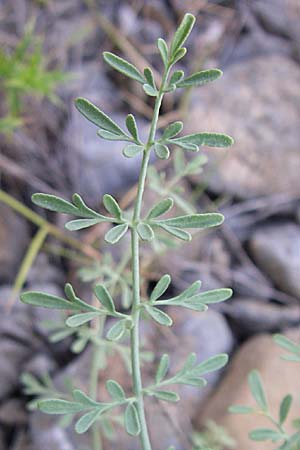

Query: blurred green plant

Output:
[229, 336, 300, 450]
[192, 421, 236, 450]
[20, 13, 234, 450]
[0, 19, 67, 134]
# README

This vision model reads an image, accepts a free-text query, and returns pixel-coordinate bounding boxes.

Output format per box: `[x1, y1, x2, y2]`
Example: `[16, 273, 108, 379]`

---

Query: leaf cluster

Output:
[229, 370, 300, 449]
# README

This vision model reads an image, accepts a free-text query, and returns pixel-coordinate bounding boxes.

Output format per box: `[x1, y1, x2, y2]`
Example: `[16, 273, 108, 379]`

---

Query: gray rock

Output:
[0, 203, 29, 283]
[0, 428, 6, 450]
[249, 223, 300, 298]
[186, 55, 300, 199]
[0, 398, 27, 426]
[225, 298, 300, 337]
[0, 286, 35, 400]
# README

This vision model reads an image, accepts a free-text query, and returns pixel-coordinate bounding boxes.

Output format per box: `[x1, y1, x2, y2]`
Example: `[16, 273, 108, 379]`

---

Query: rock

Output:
[252, 0, 300, 43]
[0, 203, 29, 284]
[27, 254, 64, 286]
[196, 329, 300, 450]
[23, 353, 57, 378]
[225, 298, 300, 337]
[0, 428, 6, 450]
[186, 55, 300, 199]
[249, 223, 300, 298]
[0, 398, 28, 426]
[0, 286, 36, 400]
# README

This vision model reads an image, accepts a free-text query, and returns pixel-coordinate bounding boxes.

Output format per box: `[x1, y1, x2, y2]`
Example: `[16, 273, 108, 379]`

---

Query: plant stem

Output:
[130, 65, 170, 450]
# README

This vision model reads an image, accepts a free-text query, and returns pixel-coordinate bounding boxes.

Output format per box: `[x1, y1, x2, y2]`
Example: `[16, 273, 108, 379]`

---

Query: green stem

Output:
[130, 65, 171, 450]
[7, 225, 48, 310]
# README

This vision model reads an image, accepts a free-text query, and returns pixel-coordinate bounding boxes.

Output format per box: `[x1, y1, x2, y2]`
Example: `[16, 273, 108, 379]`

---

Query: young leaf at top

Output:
[94, 284, 116, 314]
[150, 274, 171, 302]
[123, 144, 144, 158]
[75, 97, 127, 136]
[157, 38, 168, 67]
[248, 370, 268, 412]
[126, 114, 140, 142]
[171, 47, 187, 65]
[103, 52, 145, 84]
[125, 403, 141, 436]
[176, 69, 222, 88]
[170, 13, 195, 57]
[106, 380, 126, 401]
[147, 198, 174, 220]
[154, 143, 170, 159]
[105, 223, 128, 244]
[103, 194, 122, 220]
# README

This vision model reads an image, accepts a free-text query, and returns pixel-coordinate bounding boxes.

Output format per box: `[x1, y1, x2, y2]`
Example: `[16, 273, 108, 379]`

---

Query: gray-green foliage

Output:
[229, 358, 300, 449]
[21, 13, 234, 450]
